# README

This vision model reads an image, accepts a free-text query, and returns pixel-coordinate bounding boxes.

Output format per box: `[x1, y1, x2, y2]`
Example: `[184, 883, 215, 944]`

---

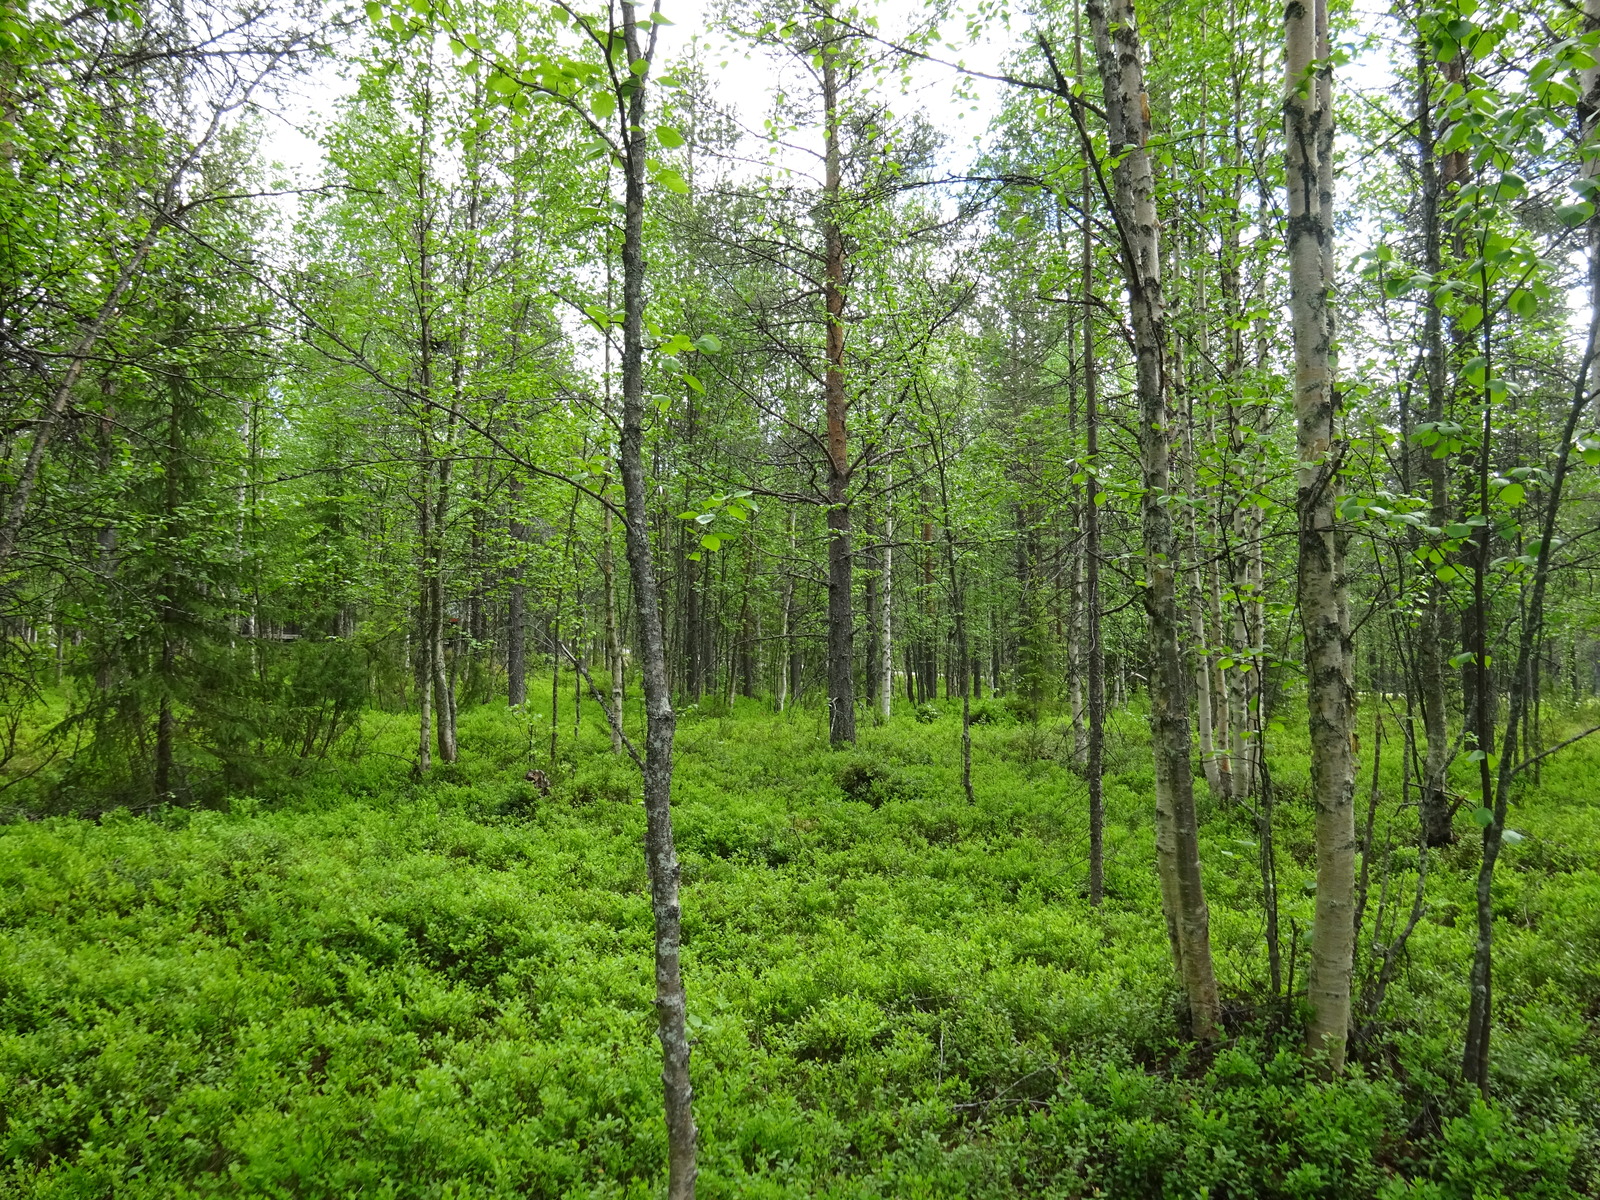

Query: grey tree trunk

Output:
[416, 576, 433, 774]
[618, 4, 696, 1191]
[1088, 0, 1221, 1040]
[778, 509, 795, 712]
[1286, 0, 1356, 1073]
[603, 499, 625, 752]
[1414, 44, 1453, 849]
[507, 476, 529, 708]
[1177, 332, 1222, 796]
[1080, 140, 1106, 908]
[880, 505, 894, 720]
[821, 40, 856, 747]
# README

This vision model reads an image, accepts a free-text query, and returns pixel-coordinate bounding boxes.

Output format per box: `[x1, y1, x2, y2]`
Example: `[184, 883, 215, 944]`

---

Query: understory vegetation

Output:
[8, 0, 1600, 1187]
[3, 690, 1596, 1198]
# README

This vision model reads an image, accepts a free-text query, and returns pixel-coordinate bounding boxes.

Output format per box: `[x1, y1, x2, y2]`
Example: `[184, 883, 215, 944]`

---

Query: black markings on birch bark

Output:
[1285, 0, 1355, 1074]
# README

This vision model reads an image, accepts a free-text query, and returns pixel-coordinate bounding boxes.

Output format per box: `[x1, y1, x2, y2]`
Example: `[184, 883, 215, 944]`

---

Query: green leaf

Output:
[1501, 828, 1525, 845]
[683, 373, 704, 394]
[701, 533, 722, 551]
[655, 168, 691, 194]
[1472, 806, 1494, 827]
[364, 1, 382, 21]
[1507, 289, 1536, 320]
[656, 125, 685, 148]
[693, 333, 722, 354]
[1499, 482, 1525, 506]
[648, 10, 674, 22]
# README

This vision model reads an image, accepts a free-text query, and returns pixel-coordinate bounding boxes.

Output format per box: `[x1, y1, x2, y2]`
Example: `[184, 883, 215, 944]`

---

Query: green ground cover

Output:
[2, 692, 1597, 1198]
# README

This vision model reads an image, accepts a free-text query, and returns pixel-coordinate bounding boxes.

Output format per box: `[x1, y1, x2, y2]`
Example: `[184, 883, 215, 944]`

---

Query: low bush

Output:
[1, 697, 1595, 1197]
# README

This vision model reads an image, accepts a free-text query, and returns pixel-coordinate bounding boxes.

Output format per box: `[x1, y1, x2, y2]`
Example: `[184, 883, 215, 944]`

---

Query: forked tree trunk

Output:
[1088, 0, 1220, 1040]
[619, 4, 696, 1192]
[1286, 0, 1356, 1073]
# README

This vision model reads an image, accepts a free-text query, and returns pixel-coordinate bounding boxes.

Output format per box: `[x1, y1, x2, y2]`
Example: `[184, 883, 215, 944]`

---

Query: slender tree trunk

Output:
[508, 477, 529, 708]
[1179, 336, 1222, 796]
[618, 7, 696, 1189]
[95, 404, 119, 693]
[684, 544, 702, 702]
[821, 36, 855, 747]
[416, 465, 434, 774]
[864, 510, 879, 709]
[1287, 0, 1355, 1073]
[1080, 130, 1106, 907]
[778, 509, 795, 712]
[932, 436, 973, 804]
[1463, 286, 1599, 1095]
[603, 499, 625, 751]
[1414, 44, 1454, 848]
[880, 503, 894, 720]
[432, 568, 457, 762]
[154, 389, 183, 801]
[1089, 0, 1220, 1040]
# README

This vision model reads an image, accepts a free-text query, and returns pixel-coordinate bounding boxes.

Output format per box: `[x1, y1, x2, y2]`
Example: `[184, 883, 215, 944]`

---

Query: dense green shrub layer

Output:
[2, 698, 1596, 1197]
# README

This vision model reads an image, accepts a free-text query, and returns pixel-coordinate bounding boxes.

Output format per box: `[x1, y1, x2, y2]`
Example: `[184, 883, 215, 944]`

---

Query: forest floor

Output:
[2, 689, 1598, 1198]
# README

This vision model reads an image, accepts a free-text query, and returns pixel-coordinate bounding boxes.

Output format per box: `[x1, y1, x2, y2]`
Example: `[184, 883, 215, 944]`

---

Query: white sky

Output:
[256, 0, 1015, 200]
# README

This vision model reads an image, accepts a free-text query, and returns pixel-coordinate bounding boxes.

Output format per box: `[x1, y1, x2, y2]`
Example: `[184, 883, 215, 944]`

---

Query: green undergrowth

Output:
[1, 688, 1597, 1197]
